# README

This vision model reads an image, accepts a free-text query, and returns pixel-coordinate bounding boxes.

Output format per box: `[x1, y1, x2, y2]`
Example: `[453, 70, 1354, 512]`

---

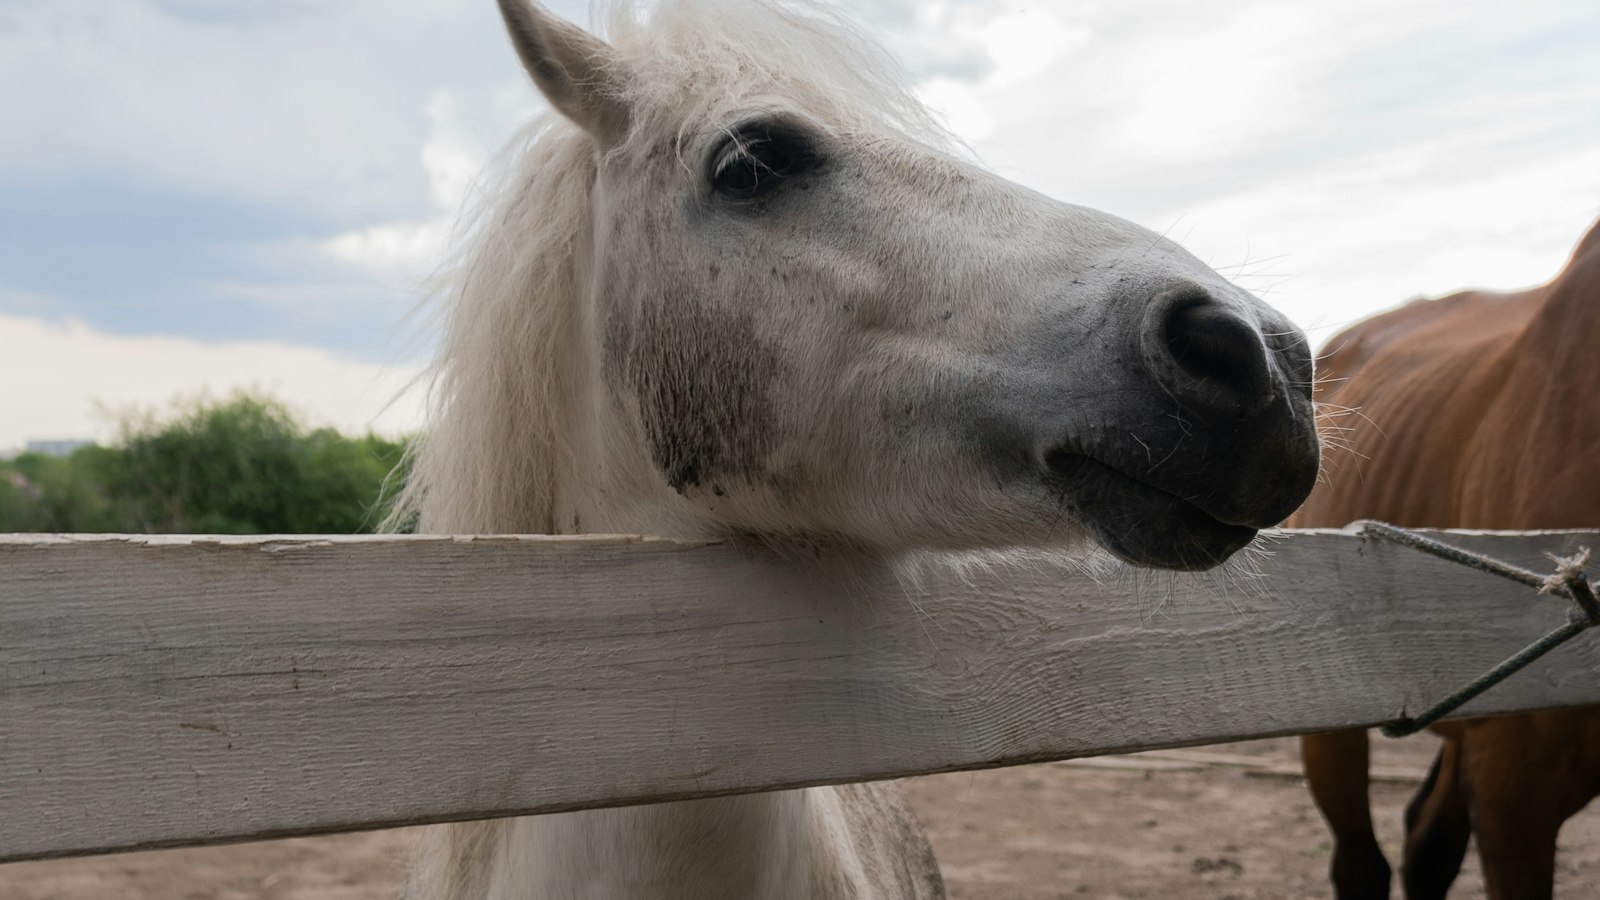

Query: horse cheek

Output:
[617, 292, 781, 497]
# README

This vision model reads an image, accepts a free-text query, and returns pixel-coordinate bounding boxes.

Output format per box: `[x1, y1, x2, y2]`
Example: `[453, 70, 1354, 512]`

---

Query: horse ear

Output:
[496, 0, 630, 145]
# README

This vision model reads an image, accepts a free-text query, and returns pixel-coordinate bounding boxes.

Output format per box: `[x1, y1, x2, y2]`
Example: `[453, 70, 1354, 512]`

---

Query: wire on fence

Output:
[1355, 521, 1600, 738]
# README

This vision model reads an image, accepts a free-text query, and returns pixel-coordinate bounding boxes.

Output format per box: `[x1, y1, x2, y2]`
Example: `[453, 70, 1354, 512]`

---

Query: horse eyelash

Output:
[711, 137, 761, 179]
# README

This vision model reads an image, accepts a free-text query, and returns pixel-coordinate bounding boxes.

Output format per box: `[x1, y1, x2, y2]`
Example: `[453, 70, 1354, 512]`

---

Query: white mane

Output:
[394, 0, 949, 535]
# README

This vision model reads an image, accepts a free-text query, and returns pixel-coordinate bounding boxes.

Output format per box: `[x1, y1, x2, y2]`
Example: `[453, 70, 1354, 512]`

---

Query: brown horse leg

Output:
[1303, 730, 1390, 899]
[1473, 807, 1557, 900]
[1460, 718, 1561, 900]
[1400, 740, 1470, 900]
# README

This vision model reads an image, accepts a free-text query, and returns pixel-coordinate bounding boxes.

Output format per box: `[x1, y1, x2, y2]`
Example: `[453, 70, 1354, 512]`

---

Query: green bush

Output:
[0, 393, 407, 535]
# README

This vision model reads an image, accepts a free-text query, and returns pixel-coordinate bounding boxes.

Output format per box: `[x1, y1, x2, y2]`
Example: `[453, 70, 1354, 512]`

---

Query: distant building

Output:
[23, 439, 94, 458]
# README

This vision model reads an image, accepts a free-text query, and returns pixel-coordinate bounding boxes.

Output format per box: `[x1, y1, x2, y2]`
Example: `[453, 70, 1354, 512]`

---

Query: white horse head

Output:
[401, 1, 1319, 896]
[403, 0, 1318, 572]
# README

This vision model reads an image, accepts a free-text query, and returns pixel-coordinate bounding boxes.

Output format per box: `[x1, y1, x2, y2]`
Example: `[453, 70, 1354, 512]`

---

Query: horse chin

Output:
[1088, 517, 1259, 572]
[1046, 454, 1262, 571]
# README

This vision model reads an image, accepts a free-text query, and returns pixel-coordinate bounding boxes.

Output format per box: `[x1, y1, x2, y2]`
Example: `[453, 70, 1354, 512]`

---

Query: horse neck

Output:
[488, 287, 839, 900]
[470, 793, 854, 900]
[1514, 242, 1600, 389]
[1448, 244, 1600, 529]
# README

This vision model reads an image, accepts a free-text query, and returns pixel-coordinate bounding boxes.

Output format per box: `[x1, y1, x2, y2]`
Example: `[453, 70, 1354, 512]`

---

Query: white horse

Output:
[397, 0, 1321, 897]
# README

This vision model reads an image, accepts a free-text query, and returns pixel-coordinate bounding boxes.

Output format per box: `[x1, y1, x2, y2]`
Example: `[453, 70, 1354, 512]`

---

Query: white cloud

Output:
[321, 83, 540, 280]
[0, 312, 423, 451]
[0, 0, 507, 222]
[979, 10, 1088, 88]
[322, 220, 452, 282]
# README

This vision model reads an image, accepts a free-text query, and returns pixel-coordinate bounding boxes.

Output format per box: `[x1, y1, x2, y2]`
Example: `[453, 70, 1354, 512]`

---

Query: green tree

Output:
[0, 446, 121, 532]
[0, 392, 407, 535]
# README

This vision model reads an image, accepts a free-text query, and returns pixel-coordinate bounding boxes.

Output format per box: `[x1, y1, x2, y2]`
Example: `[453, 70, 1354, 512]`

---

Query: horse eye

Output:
[711, 126, 816, 198]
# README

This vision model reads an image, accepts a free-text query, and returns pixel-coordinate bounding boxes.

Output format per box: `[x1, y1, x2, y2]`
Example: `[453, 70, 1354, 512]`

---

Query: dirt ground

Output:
[4, 735, 1596, 899]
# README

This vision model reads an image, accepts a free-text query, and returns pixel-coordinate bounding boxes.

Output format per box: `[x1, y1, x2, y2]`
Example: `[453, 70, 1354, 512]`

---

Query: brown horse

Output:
[1295, 217, 1600, 899]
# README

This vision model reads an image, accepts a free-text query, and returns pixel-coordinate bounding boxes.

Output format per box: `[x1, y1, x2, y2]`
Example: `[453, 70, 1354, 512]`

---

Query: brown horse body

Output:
[1295, 219, 1600, 899]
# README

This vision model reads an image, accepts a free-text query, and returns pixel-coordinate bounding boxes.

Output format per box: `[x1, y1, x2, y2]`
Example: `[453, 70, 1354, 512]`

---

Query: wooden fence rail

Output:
[3, 529, 1599, 864]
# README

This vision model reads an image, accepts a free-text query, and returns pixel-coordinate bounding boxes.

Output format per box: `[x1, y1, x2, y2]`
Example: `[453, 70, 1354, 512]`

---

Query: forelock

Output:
[594, 0, 954, 153]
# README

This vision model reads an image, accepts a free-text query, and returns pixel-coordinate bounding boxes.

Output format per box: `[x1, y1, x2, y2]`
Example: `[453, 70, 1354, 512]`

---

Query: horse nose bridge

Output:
[1139, 284, 1278, 412]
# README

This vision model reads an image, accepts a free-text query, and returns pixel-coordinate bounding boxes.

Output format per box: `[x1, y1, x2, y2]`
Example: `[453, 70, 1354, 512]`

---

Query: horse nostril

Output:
[1158, 296, 1271, 405]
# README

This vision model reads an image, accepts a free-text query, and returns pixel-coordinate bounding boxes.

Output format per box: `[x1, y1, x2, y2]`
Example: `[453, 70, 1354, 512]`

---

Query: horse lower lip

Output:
[1045, 452, 1262, 568]
[1097, 520, 1258, 571]
[1046, 452, 1260, 528]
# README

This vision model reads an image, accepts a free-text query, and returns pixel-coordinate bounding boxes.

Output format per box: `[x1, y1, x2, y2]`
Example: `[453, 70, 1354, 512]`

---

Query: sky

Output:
[2, 0, 1598, 450]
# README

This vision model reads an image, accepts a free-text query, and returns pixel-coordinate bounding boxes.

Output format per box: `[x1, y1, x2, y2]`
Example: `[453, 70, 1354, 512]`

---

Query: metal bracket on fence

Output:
[1356, 521, 1600, 738]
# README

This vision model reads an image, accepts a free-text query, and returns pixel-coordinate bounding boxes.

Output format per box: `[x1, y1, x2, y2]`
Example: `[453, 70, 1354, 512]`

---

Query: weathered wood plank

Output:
[2, 528, 1598, 862]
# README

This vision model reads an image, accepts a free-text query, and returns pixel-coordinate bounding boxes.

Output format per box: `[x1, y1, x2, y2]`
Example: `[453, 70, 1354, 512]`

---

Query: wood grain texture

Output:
[3, 529, 1598, 862]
